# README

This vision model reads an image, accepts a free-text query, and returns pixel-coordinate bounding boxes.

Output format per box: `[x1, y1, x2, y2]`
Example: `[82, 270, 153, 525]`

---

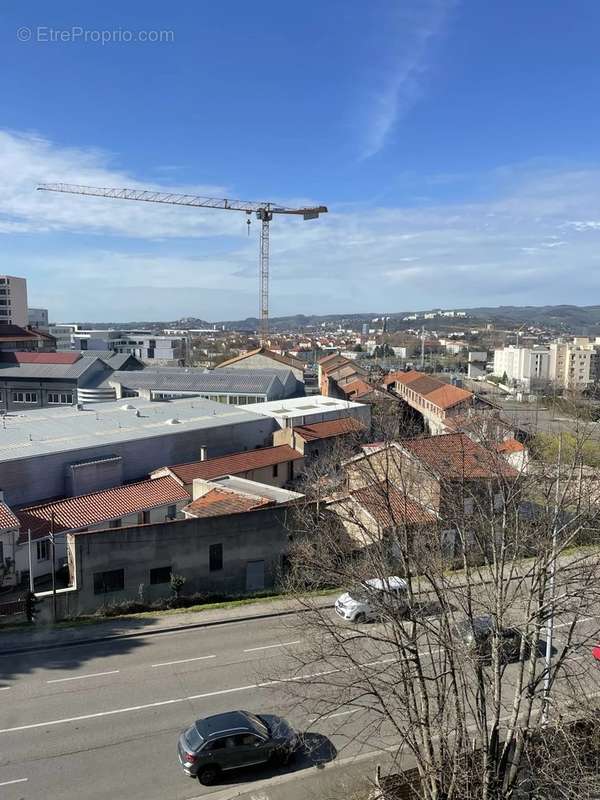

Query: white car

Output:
[335, 576, 408, 623]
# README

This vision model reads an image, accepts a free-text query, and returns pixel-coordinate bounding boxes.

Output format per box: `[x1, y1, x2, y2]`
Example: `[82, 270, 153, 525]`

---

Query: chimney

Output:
[200, 445, 208, 461]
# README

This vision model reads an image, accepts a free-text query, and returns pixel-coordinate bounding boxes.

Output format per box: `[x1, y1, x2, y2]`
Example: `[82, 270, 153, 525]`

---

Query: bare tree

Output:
[275, 415, 600, 800]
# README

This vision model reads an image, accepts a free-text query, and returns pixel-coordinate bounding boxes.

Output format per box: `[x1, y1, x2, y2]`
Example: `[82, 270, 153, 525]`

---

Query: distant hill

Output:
[73, 306, 600, 334]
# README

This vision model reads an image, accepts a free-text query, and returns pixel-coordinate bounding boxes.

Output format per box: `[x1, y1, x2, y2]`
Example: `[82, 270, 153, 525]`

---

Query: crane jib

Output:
[36, 182, 327, 345]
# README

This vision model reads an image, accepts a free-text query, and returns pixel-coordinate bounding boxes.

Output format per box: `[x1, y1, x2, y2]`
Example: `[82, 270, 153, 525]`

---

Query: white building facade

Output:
[493, 346, 550, 390]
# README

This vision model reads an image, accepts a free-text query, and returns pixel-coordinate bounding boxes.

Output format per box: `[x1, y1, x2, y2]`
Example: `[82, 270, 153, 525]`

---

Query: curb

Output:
[0, 601, 336, 656]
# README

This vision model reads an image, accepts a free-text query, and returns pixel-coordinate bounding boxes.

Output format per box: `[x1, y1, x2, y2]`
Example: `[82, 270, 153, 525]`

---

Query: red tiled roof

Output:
[0, 502, 19, 530]
[387, 370, 473, 410]
[0, 324, 49, 342]
[294, 416, 365, 442]
[183, 488, 271, 518]
[317, 353, 342, 365]
[495, 438, 525, 454]
[216, 347, 303, 371]
[163, 445, 303, 485]
[0, 351, 81, 364]
[16, 476, 189, 541]
[426, 384, 473, 410]
[341, 379, 373, 398]
[350, 482, 438, 527]
[400, 433, 517, 480]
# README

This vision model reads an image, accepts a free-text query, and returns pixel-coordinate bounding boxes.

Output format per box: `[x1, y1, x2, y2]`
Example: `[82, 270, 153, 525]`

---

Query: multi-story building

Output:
[0, 275, 28, 327]
[492, 346, 550, 390]
[548, 340, 599, 390]
[48, 325, 187, 365]
[27, 307, 49, 330]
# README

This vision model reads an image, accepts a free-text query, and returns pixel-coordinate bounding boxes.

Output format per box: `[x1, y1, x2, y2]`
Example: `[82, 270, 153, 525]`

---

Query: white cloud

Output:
[361, 0, 455, 159]
[5, 130, 600, 320]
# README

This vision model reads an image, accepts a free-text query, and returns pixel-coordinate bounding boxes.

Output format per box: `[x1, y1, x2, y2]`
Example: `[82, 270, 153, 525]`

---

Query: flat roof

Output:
[107, 367, 287, 394]
[0, 397, 266, 464]
[243, 394, 364, 419]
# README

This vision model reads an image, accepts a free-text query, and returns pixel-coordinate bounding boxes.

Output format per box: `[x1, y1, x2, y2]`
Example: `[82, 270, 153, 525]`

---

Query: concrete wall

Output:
[0, 415, 275, 506]
[62, 505, 294, 615]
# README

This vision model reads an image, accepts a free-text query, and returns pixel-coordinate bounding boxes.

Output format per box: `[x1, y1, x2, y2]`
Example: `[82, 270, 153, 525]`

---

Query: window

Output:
[48, 392, 73, 404]
[463, 497, 474, 515]
[209, 543, 223, 572]
[36, 540, 50, 561]
[150, 566, 172, 584]
[166, 505, 176, 520]
[272, 463, 279, 478]
[93, 568, 125, 594]
[138, 509, 151, 524]
[12, 391, 38, 403]
[109, 519, 122, 529]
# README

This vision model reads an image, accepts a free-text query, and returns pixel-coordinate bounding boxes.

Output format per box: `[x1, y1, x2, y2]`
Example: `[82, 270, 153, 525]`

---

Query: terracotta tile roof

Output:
[495, 438, 525, 454]
[216, 347, 304, 371]
[183, 488, 271, 518]
[350, 482, 438, 527]
[341, 379, 373, 398]
[0, 502, 19, 530]
[400, 433, 517, 480]
[164, 445, 303, 485]
[294, 416, 365, 442]
[0, 324, 52, 342]
[386, 370, 473, 410]
[0, 351, 81, 364]
[16, 476, 189, 541]
[317, 353, 342, 365]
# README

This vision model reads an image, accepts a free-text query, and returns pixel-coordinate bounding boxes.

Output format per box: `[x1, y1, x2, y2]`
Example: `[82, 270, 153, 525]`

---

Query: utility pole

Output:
[50, 511, 57, 623]
[27, 529, 34, 593]
[420, 326, 425, 371]
[542, 434, 562, 725]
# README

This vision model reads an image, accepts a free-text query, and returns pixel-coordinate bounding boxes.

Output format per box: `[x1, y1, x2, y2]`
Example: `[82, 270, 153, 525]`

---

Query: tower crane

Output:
[36, 183, 327, 344]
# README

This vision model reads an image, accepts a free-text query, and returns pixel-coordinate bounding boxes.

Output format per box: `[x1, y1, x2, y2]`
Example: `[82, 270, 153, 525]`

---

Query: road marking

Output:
[0, 686, 11, 691]
[311, 707, 361, 722]
[555, 617, 594, 629]
[151, 655, 216, 668]
[46, 670, 120, 684]
[0, 778, 28, 787]
[244, 640, 301, 653]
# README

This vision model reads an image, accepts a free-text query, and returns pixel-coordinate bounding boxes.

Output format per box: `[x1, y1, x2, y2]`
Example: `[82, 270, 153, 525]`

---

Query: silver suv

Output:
[177, 710, 300, 784]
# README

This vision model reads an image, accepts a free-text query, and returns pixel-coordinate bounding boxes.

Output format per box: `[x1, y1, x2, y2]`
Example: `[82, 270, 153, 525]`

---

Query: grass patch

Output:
[0, 587, 340, 635]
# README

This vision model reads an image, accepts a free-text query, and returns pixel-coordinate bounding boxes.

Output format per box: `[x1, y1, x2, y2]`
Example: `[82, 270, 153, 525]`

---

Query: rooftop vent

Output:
[166, 417, 181, 425]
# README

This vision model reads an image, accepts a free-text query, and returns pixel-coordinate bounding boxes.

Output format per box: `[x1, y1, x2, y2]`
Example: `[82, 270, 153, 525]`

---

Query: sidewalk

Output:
[0, 594, 336, 655]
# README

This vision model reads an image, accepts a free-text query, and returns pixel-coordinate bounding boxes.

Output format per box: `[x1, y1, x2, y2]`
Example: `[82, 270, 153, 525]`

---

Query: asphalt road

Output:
[0, 610, 598, 800]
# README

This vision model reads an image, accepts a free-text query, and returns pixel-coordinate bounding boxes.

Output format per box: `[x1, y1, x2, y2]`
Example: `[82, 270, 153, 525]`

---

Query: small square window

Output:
[36, 540, 50, 561]
[150, 566, 172, 585]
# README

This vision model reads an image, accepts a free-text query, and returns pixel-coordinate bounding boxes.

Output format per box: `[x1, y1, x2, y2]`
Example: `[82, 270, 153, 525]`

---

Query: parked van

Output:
[334, 576, 408, 623]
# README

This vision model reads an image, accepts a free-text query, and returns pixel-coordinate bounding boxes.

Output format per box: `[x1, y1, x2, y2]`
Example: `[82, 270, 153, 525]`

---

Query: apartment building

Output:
[0, 275, 28, 327]
[492, 346, 550, 390]
[548, 341, 599, 390]
[28, 308, 49, 330]
[49, 325, 187, 364]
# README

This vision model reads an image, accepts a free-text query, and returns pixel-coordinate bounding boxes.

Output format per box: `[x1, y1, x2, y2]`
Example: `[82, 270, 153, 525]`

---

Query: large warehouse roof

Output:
[108, 367, 289, 395]
[0, 397, 267, 463]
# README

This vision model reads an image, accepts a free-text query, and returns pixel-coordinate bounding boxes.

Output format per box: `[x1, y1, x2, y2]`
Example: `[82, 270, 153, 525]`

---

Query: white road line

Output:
[0, 686, 11, 691]
[0, 778, 28, 787]
[311, 707, 361, 722]
[151, 655, 216, 668]
[244, 640, 301, 653]
[555, 617, 594, 629]
[46, 670, 120, 684]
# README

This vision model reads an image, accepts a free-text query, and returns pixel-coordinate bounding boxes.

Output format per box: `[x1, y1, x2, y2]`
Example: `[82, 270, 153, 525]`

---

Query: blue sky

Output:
[2, 0, 600, 321]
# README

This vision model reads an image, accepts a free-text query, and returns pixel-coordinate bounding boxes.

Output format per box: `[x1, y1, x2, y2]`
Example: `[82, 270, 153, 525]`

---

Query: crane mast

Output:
[37, 183, 327, 344]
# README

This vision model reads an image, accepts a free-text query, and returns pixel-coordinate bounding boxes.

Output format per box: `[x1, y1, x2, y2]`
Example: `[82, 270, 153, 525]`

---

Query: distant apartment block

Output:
[0, 275, 28, 327]
[548, 340, 600, 390]
[27, 307, 49, 330]
[492, 346, 550, 390]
